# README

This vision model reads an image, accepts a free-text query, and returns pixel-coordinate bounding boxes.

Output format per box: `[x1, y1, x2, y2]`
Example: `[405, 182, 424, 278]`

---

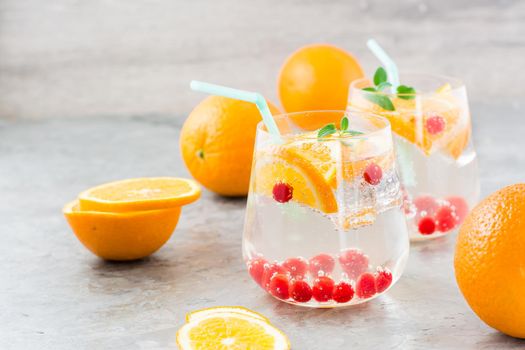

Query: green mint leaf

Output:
[397, 85, 416, 100]
[343, 130, 364, 136]
[340, 116, 349, 131]
[317, 123, 337, 138]
[364, 93, 395, 111]
[376, 81, 392, 91]
[373, 67, 388, 86]
[362, 87, 376, 92]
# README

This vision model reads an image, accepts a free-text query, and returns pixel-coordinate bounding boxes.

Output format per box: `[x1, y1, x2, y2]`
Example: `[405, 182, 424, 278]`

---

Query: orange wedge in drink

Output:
[78, 177, 201, 212]
[349, 90, 470, 159]
[254, 144, 337, 213]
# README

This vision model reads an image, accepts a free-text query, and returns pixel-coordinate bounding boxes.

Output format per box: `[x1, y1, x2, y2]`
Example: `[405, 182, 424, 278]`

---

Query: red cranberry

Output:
[332, 281, 354, 303]
[363, 163, 383, 185]
[446, 196, 469, 224]
[414, 195, 439, 218]
[312, 276, 335, 302]
[261, 263, 287, 290]
[248, 257, 267, 286]
[269, 274, 290, 300]
[356, 273, 377, 299]
[425, 115, 446, 135]
[309, 253, 335, 276]
[435, 205, 457, 232]
[338, 248, 369, 280]
[282, 257, 309, 279]
[272, 182, 293, 203]
[375, 268, 393, 293]
[290, 279, 313, 303]
[418, 216, 436, 235]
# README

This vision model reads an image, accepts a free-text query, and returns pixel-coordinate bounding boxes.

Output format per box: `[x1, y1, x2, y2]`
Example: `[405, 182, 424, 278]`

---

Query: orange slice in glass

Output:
[254, 144, 337, 213]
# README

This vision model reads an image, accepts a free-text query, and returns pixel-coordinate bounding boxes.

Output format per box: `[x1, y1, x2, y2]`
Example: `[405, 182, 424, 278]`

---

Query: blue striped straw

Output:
[367, 39, 400, 88]
[190, 81, 281, 142]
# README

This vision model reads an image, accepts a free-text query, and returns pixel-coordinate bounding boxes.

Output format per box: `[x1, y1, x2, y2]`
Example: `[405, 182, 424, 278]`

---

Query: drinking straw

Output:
[367, 39, 417, 186]
[366, 39, 400, 88]
[190, 80, 281, 142]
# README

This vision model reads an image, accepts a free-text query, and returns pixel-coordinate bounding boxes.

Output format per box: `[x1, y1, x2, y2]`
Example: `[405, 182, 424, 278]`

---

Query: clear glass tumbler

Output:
[348, 74, 479, 241]
[242, 110, 409, 308]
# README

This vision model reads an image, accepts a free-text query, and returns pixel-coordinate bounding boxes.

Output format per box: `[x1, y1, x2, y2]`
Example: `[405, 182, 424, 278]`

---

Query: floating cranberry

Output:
[338, 248, 369, 280]
[332, 281, 355, 303]
[282, 257, 309, 279]
[425, 115, 446, 135]
[363, 163, 383, 185]
[261, 263, 287, 290]
[312, 276, 335, 302]
[418, 216, 436, 235]
[446, 196, 469, 224]
[309, 253, 335, 276]
[248, 257, 267, 286]
[272, 182, 293, 203]
[435, 205, 457, 232]
[290, 279, 313, 303]
[356, 273, 377, 299]
[269, 274, 290, 300]
[375, 267, 393, 293]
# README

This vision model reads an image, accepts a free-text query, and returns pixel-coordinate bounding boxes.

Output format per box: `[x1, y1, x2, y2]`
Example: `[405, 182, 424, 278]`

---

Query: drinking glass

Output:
[348, 74, 479, 241]
[242, 110, 409, 307]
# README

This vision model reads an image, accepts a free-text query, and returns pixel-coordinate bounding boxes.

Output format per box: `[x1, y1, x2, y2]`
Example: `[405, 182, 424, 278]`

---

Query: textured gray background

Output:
[1, 0, 525, 349]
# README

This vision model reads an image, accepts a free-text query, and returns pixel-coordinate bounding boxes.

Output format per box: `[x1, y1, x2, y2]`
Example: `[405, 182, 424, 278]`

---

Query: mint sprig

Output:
[317, 123, 337, 138]
[396, 85, 416, 100]
[374, 67, 388, 86]
[317, 116, 363, 139]
[361, 67, 417, 110]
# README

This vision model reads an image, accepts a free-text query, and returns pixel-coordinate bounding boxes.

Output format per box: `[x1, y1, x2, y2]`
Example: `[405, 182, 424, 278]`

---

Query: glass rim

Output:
[257, 109, 391, 140]
[349, 72, 465, 97]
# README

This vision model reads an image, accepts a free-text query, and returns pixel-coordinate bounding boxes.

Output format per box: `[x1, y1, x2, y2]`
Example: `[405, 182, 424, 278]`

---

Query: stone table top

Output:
[1, 109, 525, 349]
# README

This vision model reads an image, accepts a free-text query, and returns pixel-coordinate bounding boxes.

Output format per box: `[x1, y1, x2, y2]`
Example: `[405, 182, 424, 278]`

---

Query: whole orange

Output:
[278, 44, 364, 113]
[454, 184, 525, 338]
[180, 96, 280, 196]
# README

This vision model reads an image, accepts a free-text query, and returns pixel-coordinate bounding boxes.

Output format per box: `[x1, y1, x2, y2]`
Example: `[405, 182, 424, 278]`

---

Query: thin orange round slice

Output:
[78, 177, 201, 212]
[254, 145, 337, 213]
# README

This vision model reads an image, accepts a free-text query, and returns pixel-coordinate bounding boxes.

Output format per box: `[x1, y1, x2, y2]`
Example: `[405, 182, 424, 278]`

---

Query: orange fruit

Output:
[278, 44, 364, 117]
[78, 177, 201, 212]
[454, 184, 525, 338]
[180, 96, 281, 196]
[64, 200, 181, 261]
[254, 143, 337, 213]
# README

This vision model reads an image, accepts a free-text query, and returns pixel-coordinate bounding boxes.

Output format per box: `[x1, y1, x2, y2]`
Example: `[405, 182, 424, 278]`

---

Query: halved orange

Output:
[254, 144, 337, 213]
[78, 177, 201, 212]
[64, 200, 181, 260]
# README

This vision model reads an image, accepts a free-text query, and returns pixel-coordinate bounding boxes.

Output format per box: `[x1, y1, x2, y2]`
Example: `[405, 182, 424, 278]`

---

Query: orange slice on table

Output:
[186, 306, 270, 323]
[177, 310, 290, 350]
[254, 144, 337, 213]
[78, 177, 201, 212]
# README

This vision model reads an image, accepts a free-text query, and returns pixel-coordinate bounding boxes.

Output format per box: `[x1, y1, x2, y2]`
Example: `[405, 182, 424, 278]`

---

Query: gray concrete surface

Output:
[1, 104, 525, 349]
